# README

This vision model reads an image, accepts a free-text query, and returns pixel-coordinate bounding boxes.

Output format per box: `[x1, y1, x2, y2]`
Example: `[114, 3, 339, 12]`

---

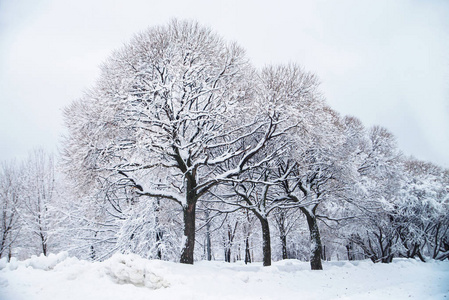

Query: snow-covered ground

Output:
[0, 253, 448, 300]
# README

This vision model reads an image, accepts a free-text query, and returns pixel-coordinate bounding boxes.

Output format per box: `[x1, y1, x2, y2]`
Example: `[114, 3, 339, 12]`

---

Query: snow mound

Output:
[27, 252, 69, 270]
[104, 253, 170, 289]
[0, 257, 8, 270]
[0, 252, 70, 271]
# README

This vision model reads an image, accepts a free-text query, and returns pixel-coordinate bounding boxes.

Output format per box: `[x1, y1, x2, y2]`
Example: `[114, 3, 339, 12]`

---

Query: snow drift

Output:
[105, 253, 170, 289]
[0, 253, 448, 300]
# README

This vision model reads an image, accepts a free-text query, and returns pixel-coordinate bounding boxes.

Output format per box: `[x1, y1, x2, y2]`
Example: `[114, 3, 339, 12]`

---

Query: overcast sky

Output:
[1, 0, 448, 167]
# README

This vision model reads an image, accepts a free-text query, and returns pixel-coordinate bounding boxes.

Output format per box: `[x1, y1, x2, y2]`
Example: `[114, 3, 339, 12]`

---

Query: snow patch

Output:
[235, 272, 249, 283]
[104, 253, 170, 289]
[0, 277, 8, 288]
[7, 257, 19, 271]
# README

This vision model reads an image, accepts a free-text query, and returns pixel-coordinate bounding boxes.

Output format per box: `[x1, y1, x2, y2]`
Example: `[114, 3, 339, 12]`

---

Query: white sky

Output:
[1, 0, 448, 167]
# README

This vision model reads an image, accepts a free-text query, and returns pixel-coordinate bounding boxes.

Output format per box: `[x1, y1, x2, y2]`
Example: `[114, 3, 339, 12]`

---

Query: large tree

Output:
[62, 20, 285, 264]
[260, 65, 351, 270]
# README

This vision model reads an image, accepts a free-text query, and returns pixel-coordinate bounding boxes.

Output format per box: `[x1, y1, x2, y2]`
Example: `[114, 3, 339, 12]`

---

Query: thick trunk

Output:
[175, 148, 199, 265]
[258, 216, 271, 267]
[180, 200, 196, 264]
[300, 207, 323, 270]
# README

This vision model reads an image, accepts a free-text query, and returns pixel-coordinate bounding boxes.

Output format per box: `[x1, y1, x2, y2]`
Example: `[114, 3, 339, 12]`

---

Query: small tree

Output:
[0, 162, 22, 260]
[19, 149, 60, 256]
[272, 207, 300, 260]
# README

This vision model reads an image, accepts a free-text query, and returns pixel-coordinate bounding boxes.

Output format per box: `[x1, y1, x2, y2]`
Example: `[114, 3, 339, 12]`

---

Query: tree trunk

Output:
[223, 222, 238, 263]
[180, 200, 196, 264]
[40, 232, 47, 256]
[225, 248, 231, 263]
[281, 234, 288, 260]
[8, 245, 12, 262]
[156, 229, 163, 259]
[300, 207, 323, 270]
[258, 216, 271, 266]
[433, 222, 441, 259]
[346, 242, 355, 260]
[155, 199, 163, 260]
[244, 236, 251, 264]
[90, 232, 97, 261]
[379, 234, 393, 263]
[205, 210, 212, 261]
[0, 232, 7, 259]
[321, 245, 326, 261]
[90, 245, 96, 260]
[205, 225, 212, 261]
[277, 215, 288, 260]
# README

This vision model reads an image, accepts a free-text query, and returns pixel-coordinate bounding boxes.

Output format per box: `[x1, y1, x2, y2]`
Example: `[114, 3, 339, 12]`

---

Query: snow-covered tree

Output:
[62, 19, 289, 264]
[275, 107, 351, 270]
[345, 126, 404, 263]
[115, 196, 180, 260]
[399, 159, 449, 260]
[204, 64, 328, 267]
[19, 149, 61, 257]
[272, 207, 302, 260]
[0, 162, 22, 260]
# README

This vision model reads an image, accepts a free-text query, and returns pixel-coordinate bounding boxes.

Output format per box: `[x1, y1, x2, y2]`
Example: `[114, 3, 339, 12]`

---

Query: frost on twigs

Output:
[105, 253, 170, 289]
